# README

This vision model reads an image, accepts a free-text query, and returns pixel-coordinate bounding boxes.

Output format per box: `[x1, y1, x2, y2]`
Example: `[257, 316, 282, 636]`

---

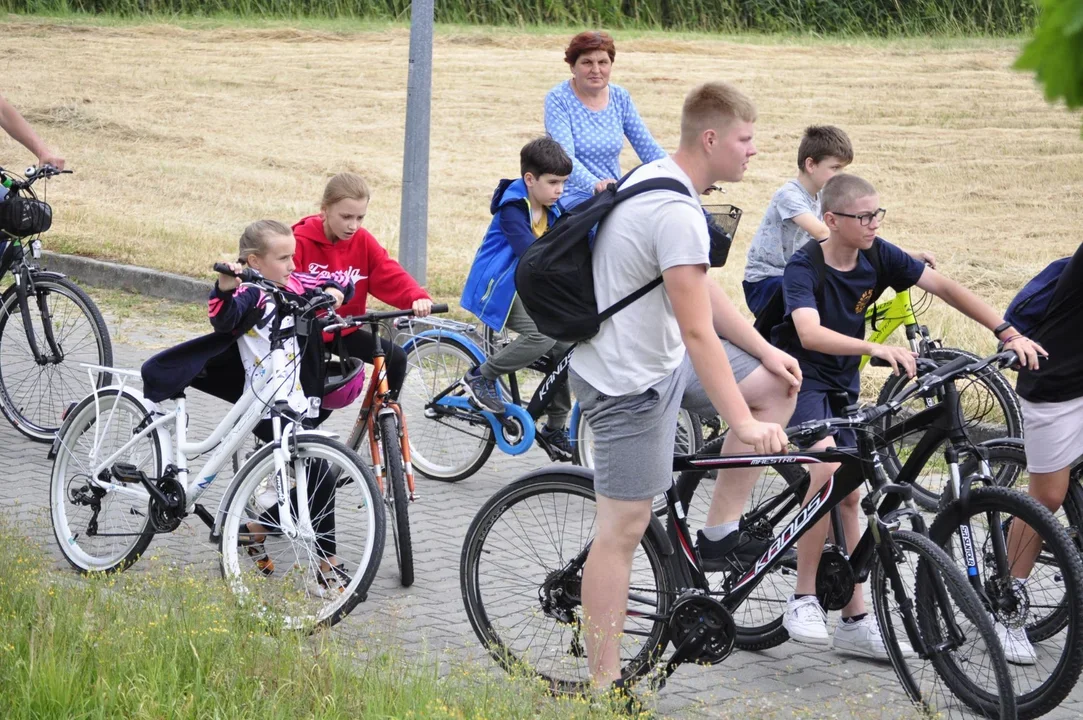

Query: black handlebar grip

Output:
[431, 303, 450, 314]
[212, 263, 258, 283]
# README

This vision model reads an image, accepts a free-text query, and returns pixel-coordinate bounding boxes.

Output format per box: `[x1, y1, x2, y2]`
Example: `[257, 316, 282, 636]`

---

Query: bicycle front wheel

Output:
[930, 484, 1083, 717]
[399, 336, 494, 482]
[219, 435, 385, 630]
[872, 528, 1016, 719]
[876, 346, 1022, 510]
[460, 471, 673, 693]
[49, 389, 161, 573]
[379, 412, 414, 587]
[0, 275, 112, 441]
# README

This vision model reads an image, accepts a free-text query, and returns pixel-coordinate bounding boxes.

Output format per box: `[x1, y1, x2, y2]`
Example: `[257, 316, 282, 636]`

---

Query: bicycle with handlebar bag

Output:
[0, 164, 112, 441]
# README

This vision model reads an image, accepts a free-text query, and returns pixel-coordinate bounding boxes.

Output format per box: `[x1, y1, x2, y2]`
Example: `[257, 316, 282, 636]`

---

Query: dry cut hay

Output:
[1, 21, 1080, 359]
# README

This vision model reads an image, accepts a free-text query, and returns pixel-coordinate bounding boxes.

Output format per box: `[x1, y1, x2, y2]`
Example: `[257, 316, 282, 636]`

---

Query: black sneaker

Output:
[538, 424, 574, 461]
[461, 368, 504, 414]
[696, 529, 770, 573]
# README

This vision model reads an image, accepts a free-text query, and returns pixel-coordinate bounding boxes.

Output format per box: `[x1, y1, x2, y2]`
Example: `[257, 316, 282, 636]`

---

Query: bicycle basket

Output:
[0, 197, 52, 238]
[703, 204, 742, 268]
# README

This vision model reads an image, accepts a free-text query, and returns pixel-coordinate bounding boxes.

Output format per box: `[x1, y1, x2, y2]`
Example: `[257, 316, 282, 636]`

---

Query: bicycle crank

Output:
[665, 593, 735, 673]
[816, 546, 855, 611]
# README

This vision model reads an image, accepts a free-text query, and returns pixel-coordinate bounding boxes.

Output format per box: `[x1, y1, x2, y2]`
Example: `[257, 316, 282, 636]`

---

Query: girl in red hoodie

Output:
[293, 173, 432, 400]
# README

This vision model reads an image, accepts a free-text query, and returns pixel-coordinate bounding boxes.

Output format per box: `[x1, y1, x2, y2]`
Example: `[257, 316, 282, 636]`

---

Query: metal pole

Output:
[398, 0, 434, 284]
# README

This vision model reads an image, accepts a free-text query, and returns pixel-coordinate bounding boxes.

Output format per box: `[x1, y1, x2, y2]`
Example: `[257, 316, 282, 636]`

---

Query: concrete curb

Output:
[41, 251, 209, 304]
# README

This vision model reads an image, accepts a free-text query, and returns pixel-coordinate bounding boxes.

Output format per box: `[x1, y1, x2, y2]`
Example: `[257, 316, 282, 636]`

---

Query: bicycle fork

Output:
[14, 268, 63, 365]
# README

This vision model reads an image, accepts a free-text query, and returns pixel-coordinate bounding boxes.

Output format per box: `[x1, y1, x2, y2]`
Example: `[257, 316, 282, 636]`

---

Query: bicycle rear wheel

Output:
[460, 471, 673, 692]
[399, 336, 494, 482]
[930, 473, 1083, 717]
[872, 529, 1016, 719]
[0, 275, 112, 441]
[379, 412, 414, 587]
[49, 389, 160, 573]
[219, 436, 384, 630]
[875, 346, 1022, 510]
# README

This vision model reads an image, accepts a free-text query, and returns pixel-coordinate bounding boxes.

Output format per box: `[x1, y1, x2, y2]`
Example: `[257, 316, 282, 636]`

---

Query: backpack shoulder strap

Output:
[865, 238, 887, 295]
[597, 277, 665, 322]
[614, 177, 692, 202]
[805, 239, 828, 299]
[596, 173, 693, 321]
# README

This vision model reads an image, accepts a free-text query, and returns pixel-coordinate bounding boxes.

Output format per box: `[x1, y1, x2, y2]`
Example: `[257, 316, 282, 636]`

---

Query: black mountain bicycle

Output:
[461, 353, 1025, 718]
[676, 352, 1083, 719]
[0, 165, 112, 441]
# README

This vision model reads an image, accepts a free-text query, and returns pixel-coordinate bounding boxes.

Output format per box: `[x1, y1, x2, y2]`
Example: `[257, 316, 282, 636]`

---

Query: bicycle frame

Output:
[859, 288, 931, 370]
[348, 324, 419, 500]
[403, 322, 573, 456]
[57, 348, 319, 542]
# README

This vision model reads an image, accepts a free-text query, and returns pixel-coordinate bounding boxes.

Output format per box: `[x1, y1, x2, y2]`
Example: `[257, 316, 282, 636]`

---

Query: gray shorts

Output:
[570, 342, 761, 501]
[1021, 396, 1083, 473]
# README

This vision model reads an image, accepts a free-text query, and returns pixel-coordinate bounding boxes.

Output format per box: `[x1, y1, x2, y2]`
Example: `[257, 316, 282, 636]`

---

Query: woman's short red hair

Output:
[564, 31, 616, 67]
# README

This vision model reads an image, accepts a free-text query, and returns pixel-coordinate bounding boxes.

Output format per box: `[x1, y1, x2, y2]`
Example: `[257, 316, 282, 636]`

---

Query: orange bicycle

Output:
[323, 303, 449, 588]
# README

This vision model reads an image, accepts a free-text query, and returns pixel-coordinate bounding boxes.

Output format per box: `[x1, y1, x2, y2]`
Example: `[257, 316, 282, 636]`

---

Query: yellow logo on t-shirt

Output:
[855, 288, 875, 314]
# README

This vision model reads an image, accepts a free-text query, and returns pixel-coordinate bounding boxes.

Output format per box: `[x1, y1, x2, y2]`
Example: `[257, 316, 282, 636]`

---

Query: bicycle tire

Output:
[0, 275, 113, 442]
[460, 471, 673, 693]
[219, 435, 385, 630]
[671, 434, 809, 651]
[49, 388, 160, 573]
[971, 442, 1083, 642]
[929, 484, 1083, 718]
[876, 346, 1022, 511]
[399, 336, 495, 482]
[872, 529, 1016, 719]
[380, 412, 414, 587]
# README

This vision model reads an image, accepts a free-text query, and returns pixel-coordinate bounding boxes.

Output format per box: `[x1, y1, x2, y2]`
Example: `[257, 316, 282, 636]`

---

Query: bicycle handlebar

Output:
[0, 165, 71, 192]
[786, 349, 1019, 446]
[321, 304, 449, 333]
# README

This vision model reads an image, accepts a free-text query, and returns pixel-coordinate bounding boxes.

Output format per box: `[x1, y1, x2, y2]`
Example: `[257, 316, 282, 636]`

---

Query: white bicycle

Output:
[48, 267, 385, 629]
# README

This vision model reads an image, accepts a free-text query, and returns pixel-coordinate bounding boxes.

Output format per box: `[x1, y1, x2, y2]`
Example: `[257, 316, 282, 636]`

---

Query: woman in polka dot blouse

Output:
[544, 31, 667, 210]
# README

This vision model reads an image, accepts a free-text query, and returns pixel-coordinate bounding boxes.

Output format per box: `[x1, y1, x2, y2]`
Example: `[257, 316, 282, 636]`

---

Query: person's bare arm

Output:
[707, 282, 801, 394]
[665, 264, 787, 453]
[791, 306, 918, 377]
[790, 212, 829, 241]
[916, 268, 1045, 368]
[0, 94, 64, 169]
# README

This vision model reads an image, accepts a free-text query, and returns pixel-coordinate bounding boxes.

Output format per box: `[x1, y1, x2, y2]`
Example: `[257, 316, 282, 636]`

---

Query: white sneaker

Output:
[833, 615, 916, 661]
[783, 595, 829, 646]
[996, 622, 1038, 666]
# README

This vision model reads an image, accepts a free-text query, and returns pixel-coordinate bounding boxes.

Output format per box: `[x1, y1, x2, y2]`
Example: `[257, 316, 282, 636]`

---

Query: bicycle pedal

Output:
[111, 462, 147, 484]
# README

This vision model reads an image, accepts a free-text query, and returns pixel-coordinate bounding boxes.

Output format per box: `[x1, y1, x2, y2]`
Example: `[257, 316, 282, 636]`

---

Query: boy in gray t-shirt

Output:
[743, 126, 852, 318]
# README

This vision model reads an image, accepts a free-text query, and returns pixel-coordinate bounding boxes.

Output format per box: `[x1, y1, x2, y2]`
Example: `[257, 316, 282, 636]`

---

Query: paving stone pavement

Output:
[3, 315, 1081, 720]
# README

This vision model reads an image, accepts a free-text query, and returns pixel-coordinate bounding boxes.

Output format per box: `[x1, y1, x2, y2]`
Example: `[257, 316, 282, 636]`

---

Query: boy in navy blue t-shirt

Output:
[776, 174, 1044, 659]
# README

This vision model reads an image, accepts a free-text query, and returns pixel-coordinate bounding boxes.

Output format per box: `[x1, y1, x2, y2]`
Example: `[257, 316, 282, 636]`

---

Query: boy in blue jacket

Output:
[460, 137, 574, 457]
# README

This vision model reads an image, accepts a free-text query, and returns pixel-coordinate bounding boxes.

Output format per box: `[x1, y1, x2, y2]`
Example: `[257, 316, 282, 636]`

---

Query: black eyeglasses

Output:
[830, 208, 887, 227]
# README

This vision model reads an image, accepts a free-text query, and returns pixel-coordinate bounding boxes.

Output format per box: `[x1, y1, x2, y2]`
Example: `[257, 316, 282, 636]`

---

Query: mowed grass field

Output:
[2, 17, 1081, 357]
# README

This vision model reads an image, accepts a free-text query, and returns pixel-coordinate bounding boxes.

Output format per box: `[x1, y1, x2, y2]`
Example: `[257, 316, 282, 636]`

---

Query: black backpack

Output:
[752, 238, 890, 345]
[515, 169, 691, 343]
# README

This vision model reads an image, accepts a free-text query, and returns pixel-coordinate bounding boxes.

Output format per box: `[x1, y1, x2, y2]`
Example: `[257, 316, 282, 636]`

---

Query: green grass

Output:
[0, 0, 1040, 35]
[0, 520, 628, 720]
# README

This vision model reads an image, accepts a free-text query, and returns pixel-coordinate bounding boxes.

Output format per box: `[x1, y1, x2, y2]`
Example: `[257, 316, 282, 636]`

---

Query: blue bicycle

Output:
[396, 317, 700, 482]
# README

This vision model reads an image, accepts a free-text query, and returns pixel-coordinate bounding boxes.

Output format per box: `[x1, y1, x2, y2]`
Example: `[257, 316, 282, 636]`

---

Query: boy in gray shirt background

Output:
[743, 125, 936, 319]
[743, 125, 853, 317]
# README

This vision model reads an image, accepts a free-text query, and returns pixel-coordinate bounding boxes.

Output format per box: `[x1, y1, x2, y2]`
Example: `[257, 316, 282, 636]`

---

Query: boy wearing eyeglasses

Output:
[774, 173, 1044, 657]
